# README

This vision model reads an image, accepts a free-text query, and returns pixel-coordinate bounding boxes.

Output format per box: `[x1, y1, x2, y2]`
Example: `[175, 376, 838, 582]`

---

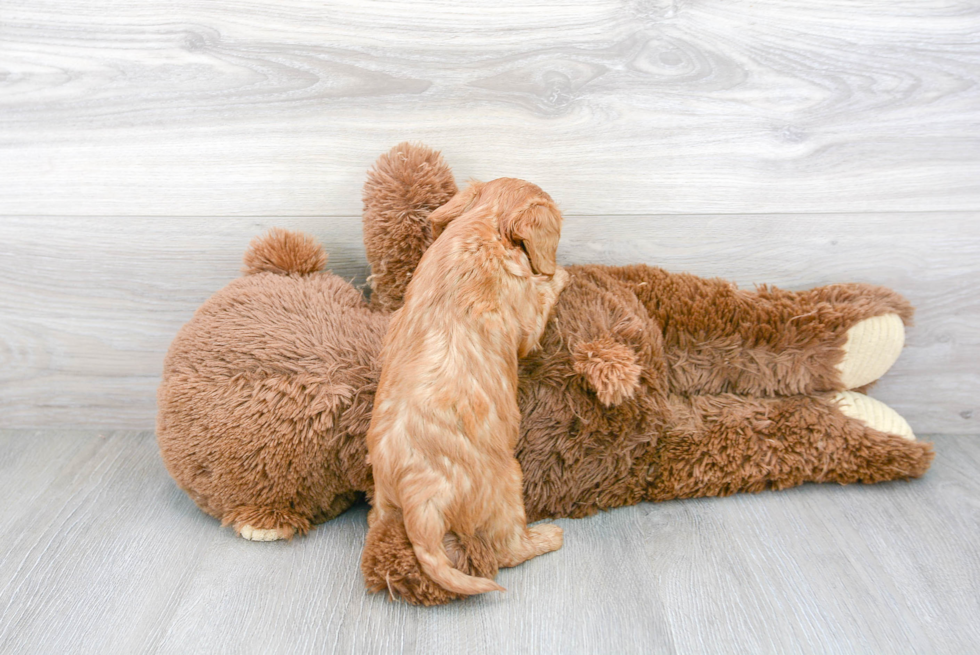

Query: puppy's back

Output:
[365, 179, 565, 600]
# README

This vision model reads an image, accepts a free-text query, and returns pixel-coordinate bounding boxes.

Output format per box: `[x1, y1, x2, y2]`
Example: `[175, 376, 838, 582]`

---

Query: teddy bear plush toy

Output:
[157, 143, 934, 605]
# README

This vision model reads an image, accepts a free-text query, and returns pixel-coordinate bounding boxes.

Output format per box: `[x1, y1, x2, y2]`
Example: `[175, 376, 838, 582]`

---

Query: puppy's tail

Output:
[242, 227, 328, 276]
[404, 501, 505, 597]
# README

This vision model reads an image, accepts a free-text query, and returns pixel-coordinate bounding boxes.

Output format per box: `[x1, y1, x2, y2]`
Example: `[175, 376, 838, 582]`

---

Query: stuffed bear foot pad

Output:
[835, 390, 915, 440]
[837, 313, 905, 389]
[240, 525, 288, 542]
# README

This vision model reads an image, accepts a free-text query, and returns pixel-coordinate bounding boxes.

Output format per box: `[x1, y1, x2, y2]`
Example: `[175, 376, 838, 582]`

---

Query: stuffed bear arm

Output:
[546, 266, 661, 407]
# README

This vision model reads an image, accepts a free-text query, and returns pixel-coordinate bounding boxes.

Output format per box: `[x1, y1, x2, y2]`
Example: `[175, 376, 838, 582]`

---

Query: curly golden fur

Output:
[363, 178, 568, 597]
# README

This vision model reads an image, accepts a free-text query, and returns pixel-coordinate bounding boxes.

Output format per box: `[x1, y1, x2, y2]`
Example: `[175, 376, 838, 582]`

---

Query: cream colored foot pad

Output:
[240, 525, 286, 541]
[835, 391, 915, 441]
[837, 314, 905, 389]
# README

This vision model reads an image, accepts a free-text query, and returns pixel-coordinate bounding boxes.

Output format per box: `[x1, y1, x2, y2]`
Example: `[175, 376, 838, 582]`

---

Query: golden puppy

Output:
[364, 178, 569, 597]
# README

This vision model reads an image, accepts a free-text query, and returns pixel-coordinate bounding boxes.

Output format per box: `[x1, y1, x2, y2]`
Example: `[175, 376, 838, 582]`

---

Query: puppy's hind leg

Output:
[490, 460, 563, 569]
[496, 523, 564, 569]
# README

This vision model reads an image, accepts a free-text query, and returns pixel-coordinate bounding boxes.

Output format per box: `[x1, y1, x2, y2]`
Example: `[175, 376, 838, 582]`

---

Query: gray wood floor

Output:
[1, 430, 977, 654]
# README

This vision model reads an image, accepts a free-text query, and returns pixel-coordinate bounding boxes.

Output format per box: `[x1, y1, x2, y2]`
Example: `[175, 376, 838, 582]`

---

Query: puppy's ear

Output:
[428, 181, 484, 240]
[502, 202, 561, 276]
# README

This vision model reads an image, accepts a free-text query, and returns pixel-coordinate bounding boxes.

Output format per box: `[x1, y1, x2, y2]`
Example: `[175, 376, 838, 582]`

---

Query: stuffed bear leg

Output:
[647, 392, 933, 502]
[611, 266, 914, 396]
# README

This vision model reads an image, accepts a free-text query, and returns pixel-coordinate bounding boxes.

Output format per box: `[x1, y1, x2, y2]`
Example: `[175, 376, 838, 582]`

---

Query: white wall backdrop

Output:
[1, 0, 978, 432]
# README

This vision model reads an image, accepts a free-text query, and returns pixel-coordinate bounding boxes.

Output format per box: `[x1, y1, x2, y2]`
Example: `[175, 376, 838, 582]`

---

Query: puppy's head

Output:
[494, 179, 562, 276]
[429, 178, 562, 276]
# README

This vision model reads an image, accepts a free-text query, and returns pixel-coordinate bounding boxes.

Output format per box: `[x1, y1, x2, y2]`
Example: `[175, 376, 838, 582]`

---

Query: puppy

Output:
[364, 178, 569, 597]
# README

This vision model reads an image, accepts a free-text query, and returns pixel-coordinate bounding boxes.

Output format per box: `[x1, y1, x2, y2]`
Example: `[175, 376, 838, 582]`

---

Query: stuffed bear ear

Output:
[572, 337, 643, 406]
[362, 142, 458, 312]
[429, 181, 484, 241]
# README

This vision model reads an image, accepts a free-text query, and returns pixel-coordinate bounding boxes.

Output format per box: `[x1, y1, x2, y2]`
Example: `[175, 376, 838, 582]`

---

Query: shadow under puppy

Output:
[362, 178, 569, 601]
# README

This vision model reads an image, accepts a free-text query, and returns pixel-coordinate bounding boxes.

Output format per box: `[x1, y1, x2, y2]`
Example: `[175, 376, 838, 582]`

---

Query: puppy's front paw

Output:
[552, 267, 570, 293]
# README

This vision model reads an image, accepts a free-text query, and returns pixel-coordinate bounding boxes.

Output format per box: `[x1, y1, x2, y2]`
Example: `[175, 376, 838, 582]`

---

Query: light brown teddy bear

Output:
[157, 143, 933, 605]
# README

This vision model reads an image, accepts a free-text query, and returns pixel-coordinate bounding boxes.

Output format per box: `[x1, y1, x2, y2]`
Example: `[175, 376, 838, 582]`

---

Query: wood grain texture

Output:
[1, 214, 977, 433]
[0, 217, 370, 429]
[2, 0, 979, 215]
[1, 430, 977, 654]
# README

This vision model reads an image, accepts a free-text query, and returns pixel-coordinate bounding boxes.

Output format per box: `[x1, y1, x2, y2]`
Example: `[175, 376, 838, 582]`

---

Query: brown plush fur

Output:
[242, 227, 329, 277]
[361, 508, 499, 606]
[365, 178, 567, 597]
[156, 142, 934, 606]
[157, 233, 383, 538]
[362, 142, 458, 312]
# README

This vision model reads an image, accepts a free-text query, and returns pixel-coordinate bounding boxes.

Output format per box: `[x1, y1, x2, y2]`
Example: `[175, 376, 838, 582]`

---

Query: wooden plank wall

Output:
[1, 1, 978, 433]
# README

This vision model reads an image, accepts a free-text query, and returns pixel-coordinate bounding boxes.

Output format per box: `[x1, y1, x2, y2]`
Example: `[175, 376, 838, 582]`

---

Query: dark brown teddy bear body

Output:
[158, 231, 383, 538]
[157, 143, 933, 605]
